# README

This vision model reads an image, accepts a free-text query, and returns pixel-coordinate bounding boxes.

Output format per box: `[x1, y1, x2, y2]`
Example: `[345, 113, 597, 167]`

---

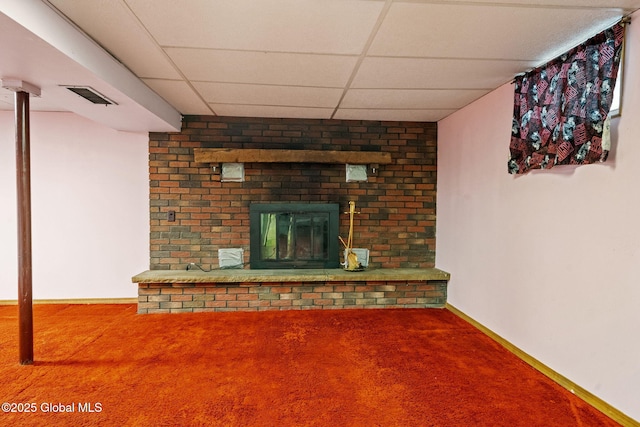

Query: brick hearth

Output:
[133, 268, 449, 314]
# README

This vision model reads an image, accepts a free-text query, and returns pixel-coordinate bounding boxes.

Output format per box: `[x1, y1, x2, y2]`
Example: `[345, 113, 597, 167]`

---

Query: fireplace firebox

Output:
[250, 203, 340, 269]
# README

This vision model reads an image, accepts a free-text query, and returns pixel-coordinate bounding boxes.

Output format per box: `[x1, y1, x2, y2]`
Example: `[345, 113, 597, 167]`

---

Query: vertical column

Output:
[15, 90, 33, 365]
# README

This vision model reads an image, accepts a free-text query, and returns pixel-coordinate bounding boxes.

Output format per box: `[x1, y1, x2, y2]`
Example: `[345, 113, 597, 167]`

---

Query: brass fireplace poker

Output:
[339, 201, 363, 271]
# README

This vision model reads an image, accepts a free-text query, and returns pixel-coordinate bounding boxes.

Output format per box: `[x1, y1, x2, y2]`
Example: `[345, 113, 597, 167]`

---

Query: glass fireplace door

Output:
[250, 204, 339, 269]
[259, 212, 329, 261]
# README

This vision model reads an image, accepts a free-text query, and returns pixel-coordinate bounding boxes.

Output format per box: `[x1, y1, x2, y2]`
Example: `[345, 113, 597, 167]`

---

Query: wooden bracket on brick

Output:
[193, 148, 392, 165]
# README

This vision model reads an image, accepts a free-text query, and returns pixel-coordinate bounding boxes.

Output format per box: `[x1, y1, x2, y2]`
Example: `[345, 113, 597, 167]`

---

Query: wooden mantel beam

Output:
[193, 148, 392, 165]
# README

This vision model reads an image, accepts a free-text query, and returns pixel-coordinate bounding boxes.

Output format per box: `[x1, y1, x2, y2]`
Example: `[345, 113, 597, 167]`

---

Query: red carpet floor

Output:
[0, 304, 621, 426]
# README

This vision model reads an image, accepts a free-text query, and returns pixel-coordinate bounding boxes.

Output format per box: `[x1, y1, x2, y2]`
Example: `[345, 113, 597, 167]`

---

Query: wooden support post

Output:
[15, 90, 34, 365]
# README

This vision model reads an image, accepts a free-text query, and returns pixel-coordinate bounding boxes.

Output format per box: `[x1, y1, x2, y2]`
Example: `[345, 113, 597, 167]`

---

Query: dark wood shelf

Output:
[193, 148, 392, 165]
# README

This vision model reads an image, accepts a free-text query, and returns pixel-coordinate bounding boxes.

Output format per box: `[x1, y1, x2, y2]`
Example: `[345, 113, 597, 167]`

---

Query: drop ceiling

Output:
[1, 0, 639, 132]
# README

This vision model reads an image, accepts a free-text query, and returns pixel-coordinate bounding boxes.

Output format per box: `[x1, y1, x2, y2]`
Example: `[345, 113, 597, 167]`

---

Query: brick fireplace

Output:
[134, 115, 447, 313]
[149, 115, 437, 269]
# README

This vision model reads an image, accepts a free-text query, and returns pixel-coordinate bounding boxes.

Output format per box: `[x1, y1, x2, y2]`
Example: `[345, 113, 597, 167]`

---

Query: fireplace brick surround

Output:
[135, 115, 448, 313]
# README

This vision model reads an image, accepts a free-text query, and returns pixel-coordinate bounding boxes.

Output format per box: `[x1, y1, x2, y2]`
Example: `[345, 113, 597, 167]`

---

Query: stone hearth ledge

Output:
[132, 268, 450, 284]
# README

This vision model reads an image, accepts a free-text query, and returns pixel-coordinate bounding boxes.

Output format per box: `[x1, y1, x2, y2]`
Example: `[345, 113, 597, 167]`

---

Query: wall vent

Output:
[62, 86, 116, 105]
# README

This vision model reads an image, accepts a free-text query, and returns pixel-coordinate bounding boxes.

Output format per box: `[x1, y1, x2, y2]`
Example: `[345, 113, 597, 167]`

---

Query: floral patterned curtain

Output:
[508, 22, 625, 174]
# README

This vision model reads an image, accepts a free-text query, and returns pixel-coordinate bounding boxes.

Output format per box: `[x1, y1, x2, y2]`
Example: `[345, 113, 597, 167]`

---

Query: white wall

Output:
[1, 111, 149, 300]
[437, 14, 640, 421]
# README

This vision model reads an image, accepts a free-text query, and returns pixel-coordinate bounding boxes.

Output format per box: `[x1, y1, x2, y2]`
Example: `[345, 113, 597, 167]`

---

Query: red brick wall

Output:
[149, 116, 437, 270]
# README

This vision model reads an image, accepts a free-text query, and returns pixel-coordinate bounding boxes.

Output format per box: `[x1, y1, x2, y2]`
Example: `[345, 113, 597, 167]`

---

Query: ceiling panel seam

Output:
[120, 0, 216, 116]
[331, 0, 394, 119]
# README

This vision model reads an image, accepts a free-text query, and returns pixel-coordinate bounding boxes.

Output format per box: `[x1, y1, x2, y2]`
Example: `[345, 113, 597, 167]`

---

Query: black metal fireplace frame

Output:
[249, 203, 340, 269]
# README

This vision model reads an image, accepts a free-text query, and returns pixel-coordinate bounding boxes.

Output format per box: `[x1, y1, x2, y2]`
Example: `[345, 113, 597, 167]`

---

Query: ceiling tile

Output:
[369, 2, 623, 61]
[341, 89, 490, 110]
[126, 0, 385, 54]
[10, 0, 640, 126]
[142, 79, 212, 115]
[193, 82, 343, 108]
[166, 49, 358, 87]
[48, 0, 181, 80]
[353, 57, 536, 89]
[211, 104, 334, 120]
[443, 0, 639, 11]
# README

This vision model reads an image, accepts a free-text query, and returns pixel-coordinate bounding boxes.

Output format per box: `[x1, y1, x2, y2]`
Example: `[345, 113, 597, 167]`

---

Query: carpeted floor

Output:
[0, 304, 621, 426]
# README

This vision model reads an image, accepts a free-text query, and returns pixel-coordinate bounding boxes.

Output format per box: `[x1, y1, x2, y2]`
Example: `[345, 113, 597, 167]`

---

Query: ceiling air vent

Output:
[62, 86, 117, 105]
